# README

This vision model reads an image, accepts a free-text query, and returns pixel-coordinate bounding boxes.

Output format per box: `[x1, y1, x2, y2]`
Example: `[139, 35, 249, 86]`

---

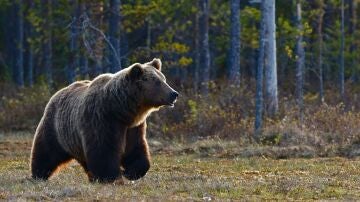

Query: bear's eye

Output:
[155, 80, 161, 86]
[142, 78, 148, 81]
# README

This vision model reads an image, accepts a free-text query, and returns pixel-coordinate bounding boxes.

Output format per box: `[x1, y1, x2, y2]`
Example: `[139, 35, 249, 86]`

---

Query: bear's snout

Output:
[170, 91, 179, 101]
[167, 90, 179, 107]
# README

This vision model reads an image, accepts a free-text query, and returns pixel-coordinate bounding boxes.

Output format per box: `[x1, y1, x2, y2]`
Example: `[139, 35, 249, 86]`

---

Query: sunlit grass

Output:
[0, 134, 359, 200]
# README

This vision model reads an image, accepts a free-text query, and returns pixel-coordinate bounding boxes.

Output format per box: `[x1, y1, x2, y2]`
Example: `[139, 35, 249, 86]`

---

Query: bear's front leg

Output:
[86, 147, 121, 183]
[85, 127, 127, 183]
[122, 122, 151, 180]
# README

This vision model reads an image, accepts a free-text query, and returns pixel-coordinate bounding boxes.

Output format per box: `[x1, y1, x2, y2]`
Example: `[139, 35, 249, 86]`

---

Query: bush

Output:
[1, 80, 360, 157]
[148, 83, 256, 144]
[0, 83, 51, 131]
[148, 81, 360, 157]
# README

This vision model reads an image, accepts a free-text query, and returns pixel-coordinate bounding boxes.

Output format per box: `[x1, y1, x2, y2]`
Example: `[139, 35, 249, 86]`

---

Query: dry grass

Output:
[1, 83, 360, 158]
[0, 133, 360, 201]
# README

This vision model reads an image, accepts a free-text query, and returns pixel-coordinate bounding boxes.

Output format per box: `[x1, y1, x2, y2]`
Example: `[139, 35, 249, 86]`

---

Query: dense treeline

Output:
[0, 0, 360, 135]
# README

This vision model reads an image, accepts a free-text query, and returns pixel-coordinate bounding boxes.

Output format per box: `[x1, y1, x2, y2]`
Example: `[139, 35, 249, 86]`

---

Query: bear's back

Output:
[53, 74, 113, 106]
[52, 74, 114, 119]
[48, 75, 115, 158]
[88, 74, 113, 90]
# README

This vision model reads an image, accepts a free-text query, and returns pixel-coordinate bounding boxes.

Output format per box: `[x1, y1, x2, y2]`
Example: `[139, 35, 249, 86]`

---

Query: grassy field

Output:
[0, 133, 360, 200]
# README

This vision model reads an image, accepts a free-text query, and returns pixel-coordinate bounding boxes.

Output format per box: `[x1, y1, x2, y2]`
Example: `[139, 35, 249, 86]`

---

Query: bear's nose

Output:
[170, 91, 179, 100]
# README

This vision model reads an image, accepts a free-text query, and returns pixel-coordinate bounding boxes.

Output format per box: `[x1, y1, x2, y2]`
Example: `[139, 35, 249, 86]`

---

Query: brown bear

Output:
[30, 58, 178, 183]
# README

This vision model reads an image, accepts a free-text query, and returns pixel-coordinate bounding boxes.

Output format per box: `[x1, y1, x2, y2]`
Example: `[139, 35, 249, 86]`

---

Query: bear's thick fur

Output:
[30, 59, 178, 183]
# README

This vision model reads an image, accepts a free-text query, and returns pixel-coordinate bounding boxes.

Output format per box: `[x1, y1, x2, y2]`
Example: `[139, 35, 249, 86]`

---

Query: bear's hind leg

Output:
[30, 126, 71, 180]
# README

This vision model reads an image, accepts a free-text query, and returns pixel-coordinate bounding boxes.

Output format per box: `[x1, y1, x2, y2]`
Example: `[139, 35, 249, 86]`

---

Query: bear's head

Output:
[128, 58, 179, 108]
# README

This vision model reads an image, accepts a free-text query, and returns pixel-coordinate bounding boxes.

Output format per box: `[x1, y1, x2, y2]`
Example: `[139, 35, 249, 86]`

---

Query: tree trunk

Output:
[67, 0, 80, 83]
[348, 0, 358, 82]
[13, 0, 24, 87]
[108, 0, 121, 73]
[4, 3, 15, 77]
[79, 0, 88, 79]
[121, 32, 129, 67]
[339, 0, 345, 99]
[79, 54, 88, 79]
[146, 16, 151, 57]
[93, 1, 104, 76]
[25, 44, 34, 87]
[24, 0, 34, 87]
[228, 0, 241, 86]
[199, 0, 210, 94]
[255, 1, 266, 135]
[318, 0, 324, 103]
[264, 0, 278, 116]
[193, 11, 200, 92]
[42, 0, 53, 88]
[295, 0, 305, 121]
[349, 0, 358, 82]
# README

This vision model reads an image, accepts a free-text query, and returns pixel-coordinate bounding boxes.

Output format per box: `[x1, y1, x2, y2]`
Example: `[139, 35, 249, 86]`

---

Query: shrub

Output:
[0, 83, 51, 131]
[148, 81, 360, 157]
[1, 80, 360, 157]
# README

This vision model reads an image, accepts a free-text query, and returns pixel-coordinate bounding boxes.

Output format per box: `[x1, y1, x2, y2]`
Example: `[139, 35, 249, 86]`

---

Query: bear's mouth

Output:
[166, 98, 177, 108]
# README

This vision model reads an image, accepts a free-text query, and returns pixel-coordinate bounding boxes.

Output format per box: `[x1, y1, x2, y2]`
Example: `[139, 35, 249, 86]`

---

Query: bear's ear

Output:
[129, 63, 143, 79]
[148, 58, 162, 71]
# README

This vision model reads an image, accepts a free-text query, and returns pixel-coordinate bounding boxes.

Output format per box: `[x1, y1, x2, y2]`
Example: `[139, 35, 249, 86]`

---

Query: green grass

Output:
[0, 133, 359, 200]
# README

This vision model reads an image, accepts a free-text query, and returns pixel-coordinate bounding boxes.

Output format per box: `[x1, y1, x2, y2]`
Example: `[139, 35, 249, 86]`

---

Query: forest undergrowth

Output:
[1, 81, 360, 158]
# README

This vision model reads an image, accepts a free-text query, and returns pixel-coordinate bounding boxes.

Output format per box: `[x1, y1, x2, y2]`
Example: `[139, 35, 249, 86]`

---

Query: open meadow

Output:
[0, 133, 359, 201]
[2, 0, 360, 200]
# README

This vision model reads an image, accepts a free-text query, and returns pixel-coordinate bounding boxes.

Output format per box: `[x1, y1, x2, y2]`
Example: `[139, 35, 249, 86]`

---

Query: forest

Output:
[0, 0, 360, 200]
